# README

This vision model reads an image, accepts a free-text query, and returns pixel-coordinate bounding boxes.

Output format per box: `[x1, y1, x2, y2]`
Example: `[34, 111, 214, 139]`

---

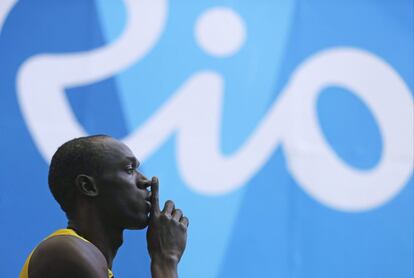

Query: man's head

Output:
[49, 135, 152, 229]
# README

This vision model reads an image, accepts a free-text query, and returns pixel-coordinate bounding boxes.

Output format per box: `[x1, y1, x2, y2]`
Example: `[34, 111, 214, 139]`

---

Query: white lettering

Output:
[15, 1, 413, 211]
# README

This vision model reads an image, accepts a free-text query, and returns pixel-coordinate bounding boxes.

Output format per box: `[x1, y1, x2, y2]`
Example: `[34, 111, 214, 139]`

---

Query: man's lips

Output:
[146, 200, 152, 212]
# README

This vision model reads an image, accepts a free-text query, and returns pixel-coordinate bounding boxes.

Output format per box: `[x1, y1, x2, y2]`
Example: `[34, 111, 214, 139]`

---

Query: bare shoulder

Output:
[28, 235, 108, 278]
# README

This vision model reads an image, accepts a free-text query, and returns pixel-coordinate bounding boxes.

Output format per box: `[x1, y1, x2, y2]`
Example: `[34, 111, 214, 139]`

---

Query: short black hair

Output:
[48, 135, 110, 214]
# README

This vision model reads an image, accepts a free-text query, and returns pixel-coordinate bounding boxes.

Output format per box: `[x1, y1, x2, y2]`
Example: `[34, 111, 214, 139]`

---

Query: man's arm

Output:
[28, 236, 108, 278]
[147, 177, 189, 278]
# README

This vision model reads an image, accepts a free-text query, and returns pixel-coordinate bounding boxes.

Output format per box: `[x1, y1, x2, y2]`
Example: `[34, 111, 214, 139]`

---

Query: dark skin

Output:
[28, 137, 188, 278]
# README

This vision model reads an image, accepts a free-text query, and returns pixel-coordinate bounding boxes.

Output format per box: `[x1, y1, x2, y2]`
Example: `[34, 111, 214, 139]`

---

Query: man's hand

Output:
[147, 177, 189, 278]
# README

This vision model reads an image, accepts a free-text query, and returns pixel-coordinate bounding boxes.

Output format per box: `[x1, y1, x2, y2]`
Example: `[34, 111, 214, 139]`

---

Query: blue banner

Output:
[1, 0, 413, 277]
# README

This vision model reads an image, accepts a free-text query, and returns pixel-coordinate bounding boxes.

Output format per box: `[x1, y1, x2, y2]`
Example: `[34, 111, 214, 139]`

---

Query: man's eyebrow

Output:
[126, 156, 140, 167]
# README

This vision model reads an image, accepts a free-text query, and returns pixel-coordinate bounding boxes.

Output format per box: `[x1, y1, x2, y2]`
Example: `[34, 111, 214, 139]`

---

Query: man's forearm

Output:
[151, 259, 178, 278]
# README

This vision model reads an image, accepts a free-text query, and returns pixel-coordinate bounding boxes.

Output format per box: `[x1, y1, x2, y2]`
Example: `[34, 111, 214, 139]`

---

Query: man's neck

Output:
[67, 213, 123, 268]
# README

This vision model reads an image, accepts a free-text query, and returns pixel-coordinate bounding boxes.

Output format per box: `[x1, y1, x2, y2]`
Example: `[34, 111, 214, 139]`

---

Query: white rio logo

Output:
[2, 0, 413, 212]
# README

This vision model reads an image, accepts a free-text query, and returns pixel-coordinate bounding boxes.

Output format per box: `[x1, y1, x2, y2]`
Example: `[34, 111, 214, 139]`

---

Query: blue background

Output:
[0, 0, 413, 277]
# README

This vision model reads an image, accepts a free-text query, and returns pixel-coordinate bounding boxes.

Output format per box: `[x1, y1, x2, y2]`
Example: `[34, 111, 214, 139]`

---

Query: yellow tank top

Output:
[19, 228, 114, 278]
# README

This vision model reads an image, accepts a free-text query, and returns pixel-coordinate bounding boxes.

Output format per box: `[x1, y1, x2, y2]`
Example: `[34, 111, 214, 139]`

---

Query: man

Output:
[20, 135, 189, 278]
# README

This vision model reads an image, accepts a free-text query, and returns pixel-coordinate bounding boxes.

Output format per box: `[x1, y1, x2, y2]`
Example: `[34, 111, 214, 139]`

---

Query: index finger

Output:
[150, 176, 160, 215]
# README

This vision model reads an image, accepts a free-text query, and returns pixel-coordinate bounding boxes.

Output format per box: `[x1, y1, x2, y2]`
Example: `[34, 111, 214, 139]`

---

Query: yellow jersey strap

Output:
[19, 228, 114, 278]
[46, 228, 89, 241]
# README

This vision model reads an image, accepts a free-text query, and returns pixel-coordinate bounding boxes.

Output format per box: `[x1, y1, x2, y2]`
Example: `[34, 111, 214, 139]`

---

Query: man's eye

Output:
[126, 166, 135, 174]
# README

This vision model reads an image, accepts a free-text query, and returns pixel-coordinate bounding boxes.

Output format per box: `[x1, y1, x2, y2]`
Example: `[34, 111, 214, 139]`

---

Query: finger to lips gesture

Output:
[147, 177, 189, 264]
[150, 177, 189, 229]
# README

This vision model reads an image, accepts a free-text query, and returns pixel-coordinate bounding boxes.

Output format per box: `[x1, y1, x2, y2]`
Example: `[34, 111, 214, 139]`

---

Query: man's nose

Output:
[136, 173, 151, 189]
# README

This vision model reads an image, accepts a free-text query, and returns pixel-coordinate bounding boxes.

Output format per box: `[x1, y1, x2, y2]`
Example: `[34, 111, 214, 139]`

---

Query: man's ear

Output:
[75, 174, 99, 197]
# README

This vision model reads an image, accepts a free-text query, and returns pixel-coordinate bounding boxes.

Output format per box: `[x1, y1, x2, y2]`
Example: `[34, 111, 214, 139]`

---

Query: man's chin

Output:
[126, 215, 150, 230]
